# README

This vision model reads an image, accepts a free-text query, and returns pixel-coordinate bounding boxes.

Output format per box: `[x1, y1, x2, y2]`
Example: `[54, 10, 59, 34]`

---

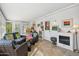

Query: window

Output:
[15, 23, 20, 32]
[6, 22, 12, 33]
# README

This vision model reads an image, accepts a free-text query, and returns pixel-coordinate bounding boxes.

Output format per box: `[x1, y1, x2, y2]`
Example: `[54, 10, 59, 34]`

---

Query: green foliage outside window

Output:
[6, 22, 12, 33]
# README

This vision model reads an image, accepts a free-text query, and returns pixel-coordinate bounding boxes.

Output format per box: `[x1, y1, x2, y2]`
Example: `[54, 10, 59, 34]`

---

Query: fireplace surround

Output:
[57, 33, 74, 51]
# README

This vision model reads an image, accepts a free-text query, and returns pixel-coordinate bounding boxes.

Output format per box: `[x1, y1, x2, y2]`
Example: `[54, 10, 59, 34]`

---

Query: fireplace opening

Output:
[59, 35, 70, 46]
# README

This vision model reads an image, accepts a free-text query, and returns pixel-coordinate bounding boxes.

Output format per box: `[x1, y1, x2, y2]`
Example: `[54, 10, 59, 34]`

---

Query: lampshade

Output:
[73, 24, 79, 29]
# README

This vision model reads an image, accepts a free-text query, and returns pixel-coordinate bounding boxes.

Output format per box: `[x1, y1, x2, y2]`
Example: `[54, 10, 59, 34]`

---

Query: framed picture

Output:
[50, 20, 59, 31]
[63, 19, 73, 27]
[52, 26, 58, 31]
[45, 21, 50, 30]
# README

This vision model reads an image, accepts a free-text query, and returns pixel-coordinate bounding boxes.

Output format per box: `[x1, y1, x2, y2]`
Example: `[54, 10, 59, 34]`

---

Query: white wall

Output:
[0, 10, 6, 38]
[34, 4, 79, 31]
[29, 4, 79, 50]
[32, 4, 79, 34]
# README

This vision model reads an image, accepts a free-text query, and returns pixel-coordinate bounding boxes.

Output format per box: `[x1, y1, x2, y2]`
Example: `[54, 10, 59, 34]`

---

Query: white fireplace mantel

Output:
[44, 31, 74, 51]
[57, 32, 74, 51]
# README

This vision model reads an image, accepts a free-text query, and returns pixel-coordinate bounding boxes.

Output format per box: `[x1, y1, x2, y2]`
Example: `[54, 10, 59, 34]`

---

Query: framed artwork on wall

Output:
[63, 19, 73, 27]
[45, 21, 50, 30]
[52, 26, 59, 31]
[51, 20, 59, 31]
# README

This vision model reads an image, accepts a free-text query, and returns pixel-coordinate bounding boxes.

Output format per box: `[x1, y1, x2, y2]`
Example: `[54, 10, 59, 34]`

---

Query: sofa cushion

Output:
[14, 37, 25, 44]
[14, 32, 20, 39]
[0, 39, 12, 46]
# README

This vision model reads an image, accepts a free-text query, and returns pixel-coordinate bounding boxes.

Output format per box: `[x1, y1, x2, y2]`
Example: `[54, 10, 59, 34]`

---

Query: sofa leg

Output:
[28, 47, 31, 51]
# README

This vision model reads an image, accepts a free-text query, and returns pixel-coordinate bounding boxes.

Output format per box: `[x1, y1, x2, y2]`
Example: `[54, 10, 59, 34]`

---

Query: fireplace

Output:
[57, 33, 74, 51]
[59, 35, 70, 46]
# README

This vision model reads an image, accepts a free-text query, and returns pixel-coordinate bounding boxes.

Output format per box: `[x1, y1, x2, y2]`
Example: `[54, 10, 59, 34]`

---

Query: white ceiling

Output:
[0, 3, 74, 21]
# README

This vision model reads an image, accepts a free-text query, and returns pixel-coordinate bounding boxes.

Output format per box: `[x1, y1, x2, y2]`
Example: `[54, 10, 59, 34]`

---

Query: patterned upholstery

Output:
[0, 32, 28, 56]
[0, 40, 28, 56]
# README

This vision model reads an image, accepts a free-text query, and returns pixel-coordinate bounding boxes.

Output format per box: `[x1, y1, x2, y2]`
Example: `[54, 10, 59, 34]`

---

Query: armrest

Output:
[15, 42, 28, 56]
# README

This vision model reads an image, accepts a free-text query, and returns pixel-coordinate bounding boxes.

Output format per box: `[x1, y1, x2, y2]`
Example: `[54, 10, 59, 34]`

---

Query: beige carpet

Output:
[28, 39, 79, 56]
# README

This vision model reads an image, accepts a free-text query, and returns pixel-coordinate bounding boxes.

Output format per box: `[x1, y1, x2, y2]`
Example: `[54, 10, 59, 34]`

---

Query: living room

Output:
[0, 2, 79, 56]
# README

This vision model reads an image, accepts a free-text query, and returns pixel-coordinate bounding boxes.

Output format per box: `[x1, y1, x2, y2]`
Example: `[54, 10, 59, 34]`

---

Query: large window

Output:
[15, 23, 20, 32]
[22, 22, 29, 35]
[6, 22, 12, 33]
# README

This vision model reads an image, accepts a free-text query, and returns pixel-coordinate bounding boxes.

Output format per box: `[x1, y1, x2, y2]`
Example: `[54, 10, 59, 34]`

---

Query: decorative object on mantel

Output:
[67, 30, 71, 33]
[45, 21, 50, 30]
[63, 18, 73, 27]
[73, 24, 79, 53]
